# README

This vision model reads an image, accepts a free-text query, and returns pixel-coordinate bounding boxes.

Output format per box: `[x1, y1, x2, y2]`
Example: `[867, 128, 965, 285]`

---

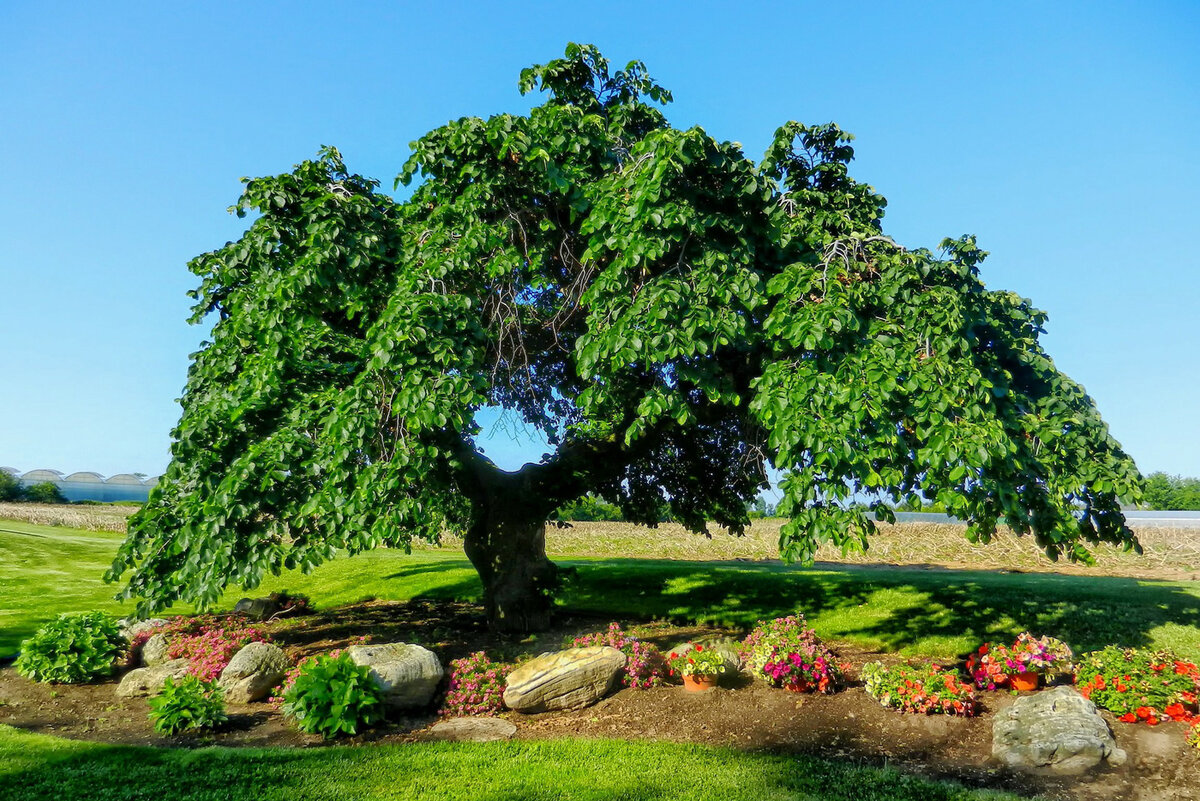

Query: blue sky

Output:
[1, 1, 1197, 479]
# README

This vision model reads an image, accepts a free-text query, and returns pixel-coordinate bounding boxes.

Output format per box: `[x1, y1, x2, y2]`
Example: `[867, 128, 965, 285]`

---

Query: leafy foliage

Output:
[861, 661, 977, 716]
[109, 42, 1142, 627]
[22, 482, 66, 505]
[147, 675, 227, 734]
[1142, 473, 1200, 510]
[281, 652, 386, 739]
[1076, 647, 1199, 721]
[15, 612, 125, 684]
[0, 471, 22, 502]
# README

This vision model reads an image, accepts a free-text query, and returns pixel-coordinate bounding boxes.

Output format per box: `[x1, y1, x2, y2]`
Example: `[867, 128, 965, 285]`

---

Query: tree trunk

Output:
[464, 512, 559, 633]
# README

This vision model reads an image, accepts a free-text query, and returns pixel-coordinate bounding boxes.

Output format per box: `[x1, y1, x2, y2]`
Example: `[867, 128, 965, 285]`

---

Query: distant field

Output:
[0, 503, 135, 533]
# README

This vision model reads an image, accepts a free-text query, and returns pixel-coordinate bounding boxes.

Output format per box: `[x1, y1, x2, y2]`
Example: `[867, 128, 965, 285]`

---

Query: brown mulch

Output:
[1, 599, 1198, 801]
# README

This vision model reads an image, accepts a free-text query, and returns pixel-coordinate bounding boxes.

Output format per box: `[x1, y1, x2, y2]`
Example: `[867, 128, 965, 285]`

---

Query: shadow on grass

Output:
[368, 556, 1200, 657]
[0, 732, 1029, 801]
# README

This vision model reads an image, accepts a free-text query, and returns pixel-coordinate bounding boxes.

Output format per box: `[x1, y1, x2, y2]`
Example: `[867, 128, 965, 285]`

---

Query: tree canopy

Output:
[109, 43, 1143, 630]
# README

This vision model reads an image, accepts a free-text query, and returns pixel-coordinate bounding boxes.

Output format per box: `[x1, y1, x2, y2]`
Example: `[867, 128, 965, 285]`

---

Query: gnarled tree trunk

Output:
[463, 507, 559, 633]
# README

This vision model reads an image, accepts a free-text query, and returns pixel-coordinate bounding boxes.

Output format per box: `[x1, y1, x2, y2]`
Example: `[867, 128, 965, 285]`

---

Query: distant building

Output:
[2, 467, 157, 503]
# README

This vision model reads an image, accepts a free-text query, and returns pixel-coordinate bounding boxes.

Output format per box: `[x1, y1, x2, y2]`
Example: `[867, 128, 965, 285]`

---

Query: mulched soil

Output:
[2, 599, 1198, 801]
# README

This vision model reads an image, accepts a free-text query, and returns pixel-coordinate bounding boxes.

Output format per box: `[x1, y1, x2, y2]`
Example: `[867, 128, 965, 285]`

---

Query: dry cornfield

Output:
[0, 502, 137, 533]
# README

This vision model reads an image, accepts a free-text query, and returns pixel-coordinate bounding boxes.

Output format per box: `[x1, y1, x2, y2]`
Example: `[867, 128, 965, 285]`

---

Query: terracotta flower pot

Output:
[682, 673, 718, 692]
[784, 678, 812, 693]
[1010, 671, 1039, 691]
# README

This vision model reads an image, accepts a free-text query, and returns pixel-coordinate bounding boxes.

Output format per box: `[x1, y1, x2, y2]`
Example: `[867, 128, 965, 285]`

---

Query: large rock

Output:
[346, 642, 442, 709]
[428, 716, 517, 742]
[992, 686, 1127, 774]
[119, 618, 168, 644]
[234, 597, 282, 621]
[503, 646, 626, 713]
[142, 634, 172, 667]
[116, 659, 191, 698]
[218, 642, 290, 703]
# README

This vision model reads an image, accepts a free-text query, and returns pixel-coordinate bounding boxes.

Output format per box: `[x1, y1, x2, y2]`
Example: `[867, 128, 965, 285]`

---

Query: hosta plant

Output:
[862, 661, 978, 716]
[569, 623, 666, 689]
[1076, 646, 1200, 724]
[441, 651, 510, 717]
[667, 644, 727, 677]
[281, 652, 386, 739]
[147, 675, 227, 734]
[16, 612, 126, 684]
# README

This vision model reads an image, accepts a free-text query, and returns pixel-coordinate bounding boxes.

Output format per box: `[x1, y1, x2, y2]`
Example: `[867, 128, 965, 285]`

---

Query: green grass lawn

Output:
[3, 519, 1199, 662]
[0, 725, 1026, 801]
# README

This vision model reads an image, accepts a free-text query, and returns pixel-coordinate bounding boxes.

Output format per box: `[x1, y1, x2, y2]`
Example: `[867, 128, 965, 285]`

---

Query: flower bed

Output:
[862, 661, 978, 716]
[131, 615, 271, 681]
[569, 623, 666, 689]
[440, 651, 510, 716]
[1076, 646, 1199, 724]
[965, 632, 1073, 689]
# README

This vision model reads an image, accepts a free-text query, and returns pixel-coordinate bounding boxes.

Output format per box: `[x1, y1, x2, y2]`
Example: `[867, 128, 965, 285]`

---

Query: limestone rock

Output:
[428, 716, 517, 742]
[234, 597, 282, 621]
[116, 659, 190, 698]
[119, 618, 168, 644]
[218, 641, 290, 703]
[992, 686, 1126, 774]
[142, 634, 172, 667]
[346, 642, 443, 709]
[503, 646, 625, 713]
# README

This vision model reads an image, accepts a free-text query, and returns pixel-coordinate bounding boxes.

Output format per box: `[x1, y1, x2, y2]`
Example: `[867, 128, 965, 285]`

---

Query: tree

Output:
[23, 481, 67, 504]
[1142, 472, 1200, 510]
[0, 471, 22, 502]
[108, 44, 1143, 631]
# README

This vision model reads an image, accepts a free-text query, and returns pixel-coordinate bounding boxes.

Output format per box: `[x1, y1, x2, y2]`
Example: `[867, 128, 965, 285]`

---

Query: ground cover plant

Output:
[862, 661, 978, 716]
[130, 615, 271, 680]
[146, 675, 227, 734]
[109, 43, 1142, 635]
[1075, 646, 1200, 724]
[568, 622, 667, 689]
[0, 725, 1031, 801]
[440, 651, 510, 717]
[14, 612, 125, 684]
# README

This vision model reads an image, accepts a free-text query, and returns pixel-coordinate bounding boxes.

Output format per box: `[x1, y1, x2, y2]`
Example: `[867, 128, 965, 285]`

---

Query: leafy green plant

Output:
[281, 652, 386, 739]
[147, 675, 227, 734]
[0, 470, 22, 502]
[22, 481, 66, 505]
[1076, 647, 1199, 722]
[667, 643, 728, 677]
[861, 661, 977, 716]
[15, 612, 126, 683]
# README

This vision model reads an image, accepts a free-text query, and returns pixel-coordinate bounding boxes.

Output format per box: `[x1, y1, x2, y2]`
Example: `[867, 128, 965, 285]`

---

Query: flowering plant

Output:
[569, 623, 666, 689]
[440, 651, 511, 716]
[667, 644, 727, 677]
[1188, 721, 1200, 749]
[964, 643, 1008, 690]
[741, 616, 841, 693]
[862, 661, 978, 716]
[1001, 633, 1074, 676]
[131, 615, 271, 681]
[1076, 646, 1200, 724]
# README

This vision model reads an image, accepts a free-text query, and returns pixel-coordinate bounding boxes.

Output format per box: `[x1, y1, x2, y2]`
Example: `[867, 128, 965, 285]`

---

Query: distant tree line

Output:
[0, 473, 67, 504]
[1142, 473, 1200, 511]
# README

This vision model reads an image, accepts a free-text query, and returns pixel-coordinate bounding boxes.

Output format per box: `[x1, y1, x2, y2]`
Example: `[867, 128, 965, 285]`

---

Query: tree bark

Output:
[463, 508, 559, 633]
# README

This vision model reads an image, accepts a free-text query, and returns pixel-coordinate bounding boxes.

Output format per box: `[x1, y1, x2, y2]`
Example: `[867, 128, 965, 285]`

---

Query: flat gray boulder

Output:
[503, 646, 625, 713]
[428, 716, 517, 742]
[142, 633, 172, 667]
[346, 642, 442, 709]
[992, 686, 1127, 774]
[234, 597, 282, 621]
[218, 641, 290, 703]
[116, 659, 190, 698]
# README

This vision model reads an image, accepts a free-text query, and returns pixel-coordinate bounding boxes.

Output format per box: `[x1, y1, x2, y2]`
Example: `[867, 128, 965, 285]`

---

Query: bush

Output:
[0, 471, 22, 501]
[556, 496, 624, 521]
[740, 615, 843, 693]
[441, 651, 510, 717]
[281, 652, 386, 739]
[569, 623, 667, 689]
[22, 481, 66, 504]
[147, 675, 227, 734]
[862, 661, 978, 716]
[16, 611, 127, 683]
[1076, 647, 1200, 724]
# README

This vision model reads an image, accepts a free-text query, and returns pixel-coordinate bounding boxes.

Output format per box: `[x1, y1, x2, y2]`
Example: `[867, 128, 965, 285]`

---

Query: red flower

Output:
[1136, 706, 1154, 720]
[979, 644, 989, 655]
[1119, 713, 1137, 723]
[694, 644, 704, 652]
[1166, 703, 1187, 718]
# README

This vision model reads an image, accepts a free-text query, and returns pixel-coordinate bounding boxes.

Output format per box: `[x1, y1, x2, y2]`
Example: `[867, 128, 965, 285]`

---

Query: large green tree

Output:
[109, 44, 1143, 631]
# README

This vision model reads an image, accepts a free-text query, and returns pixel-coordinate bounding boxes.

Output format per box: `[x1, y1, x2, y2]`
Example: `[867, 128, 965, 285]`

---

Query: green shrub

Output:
[15, 611, 126, 683]
[147, 675, 227, 734]
[281, 652, 386, 739]
[22, 481, 67, 504]
[0, 471, 21, 501]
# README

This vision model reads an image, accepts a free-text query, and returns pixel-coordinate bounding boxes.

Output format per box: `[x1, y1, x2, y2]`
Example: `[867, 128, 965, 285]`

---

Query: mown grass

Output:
[0, 725, 1027, 801]
[3, 520, 1199, 662]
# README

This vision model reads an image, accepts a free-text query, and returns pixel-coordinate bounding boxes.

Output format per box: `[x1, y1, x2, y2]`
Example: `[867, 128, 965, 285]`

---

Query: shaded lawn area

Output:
[3, 520, 1199, 661]
[0, 726, 1026, 801]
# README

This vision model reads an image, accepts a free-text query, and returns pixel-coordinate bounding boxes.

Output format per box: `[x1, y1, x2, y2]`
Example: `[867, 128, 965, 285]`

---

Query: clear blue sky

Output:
[1, 1, 1197, 479]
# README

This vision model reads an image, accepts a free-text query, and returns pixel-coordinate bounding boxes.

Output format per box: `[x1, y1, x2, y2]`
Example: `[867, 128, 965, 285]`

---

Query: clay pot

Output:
[682, 673, 718, 692]
[784, 678, 813, 693]
[1010, 671, 1039, 691]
